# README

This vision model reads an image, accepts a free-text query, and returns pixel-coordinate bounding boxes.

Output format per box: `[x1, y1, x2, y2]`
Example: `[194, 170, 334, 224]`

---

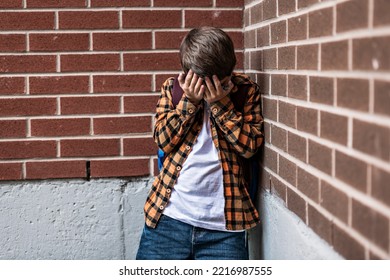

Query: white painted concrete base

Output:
[0, 178, 152, 260]
[248, 190, 343, 260]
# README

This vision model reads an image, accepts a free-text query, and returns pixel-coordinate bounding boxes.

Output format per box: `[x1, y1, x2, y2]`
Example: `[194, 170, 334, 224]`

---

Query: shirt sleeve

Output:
[153, 78, 200, 154]
[209, 84, 264, 159]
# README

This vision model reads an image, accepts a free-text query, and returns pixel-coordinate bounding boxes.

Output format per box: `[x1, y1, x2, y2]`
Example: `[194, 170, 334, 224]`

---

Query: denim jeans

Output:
[136, 214, 248, 260]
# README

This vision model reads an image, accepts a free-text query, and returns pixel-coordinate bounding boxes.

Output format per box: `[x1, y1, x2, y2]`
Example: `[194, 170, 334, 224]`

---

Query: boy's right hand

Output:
[178, 69, 205, 106]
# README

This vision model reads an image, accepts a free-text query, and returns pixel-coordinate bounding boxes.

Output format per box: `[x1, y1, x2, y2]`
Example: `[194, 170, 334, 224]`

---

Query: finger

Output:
[212, 75, 222, 92]
[194, 76, 203, 93]
[205, 76, 216, 94]
[223, 80, 234, 93]
[184, 69, 193, 86]
[189, 73, 199, 90]
[178, 73, 185, 86]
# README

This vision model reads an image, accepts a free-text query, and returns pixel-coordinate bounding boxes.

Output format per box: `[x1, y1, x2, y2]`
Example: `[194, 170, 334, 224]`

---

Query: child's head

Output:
[180, 27, 236, 80]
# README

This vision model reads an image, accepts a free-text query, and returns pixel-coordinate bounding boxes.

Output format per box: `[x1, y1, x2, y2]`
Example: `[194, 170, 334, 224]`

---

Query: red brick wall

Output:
[0, 0, 244, 180]
[244, 0, 390, 259]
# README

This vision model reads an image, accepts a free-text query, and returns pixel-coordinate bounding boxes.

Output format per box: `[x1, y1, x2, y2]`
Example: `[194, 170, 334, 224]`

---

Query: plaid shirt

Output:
[144, 73, 264, 231]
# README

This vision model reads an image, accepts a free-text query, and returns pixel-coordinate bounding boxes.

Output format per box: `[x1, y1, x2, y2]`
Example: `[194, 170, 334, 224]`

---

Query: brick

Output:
[0, 12, 55, 30]
[333, 224, 366, 259]
[353, 119, 389, 161]
[308, 205, 332, 244]
[244, 7, 250, 27]
[298, 0, 318, 9]
[245, 30, 256, 49]
[93, 116, 151, 135]
[322, 40, 349, 70]
[0, 120, 26, 138]
[93, 32, 152, 51]
[308, 140, 332, 175]
[185, 10, 242, 28]
[297, 107, 317, 135]
[257, 73, 270, 95]
[263, 48, 277, 69]
[271, 74, 287, 96]
[59, 11, 119, 29]
[320, 111, 348, 145]
[0, 34, 26, 52]
[250, 2, 263, 25]
[123, 53, 180, 71]
[297, 44, 318, 70]
[94, 75, 152, 94]
[270, 174, 287, 202]
[297, 167, 319, 202]
[256, 26, 270, 47]
[30, 76, 89, 95]
[123, 137, 157, 156]
[374, 0, 390, 26]
[263, 122, 271, 144]
[154, 0, 212, 6]
[279, 0, 296, 15]
[0, 77, 25, 95]
[352, 199, 389, 250]
[309, 8, 333, 38]
[155, 31, 187, 49]
[271, 124, 287, 152]
[91, 159, 150, 178]
[27, 0, 86, 7]
[123, 10, 181, 28]
[61, 96, 120, 115]
[61, 54, 120, 72]
[155, 74, 175, 92]
[216, 0, 244, 7]
[0, 98, 56, 117]
[0, 163, 23, 181]
[309, 76, 333, 105]
[278, 46, 295, 70]
[61, 139, 120, 157]
[263, 0, 277, 20]
[288, 75, 307, 100]
[90, 0, 150, 7]
[320, 180, 349, 223]
[288, 132, 306, 162]
[264, 146, 277, 173]
[371, 165, 390, 206]
[337, 78, 369, 111]
[279, 155, 296, 186]
[0, 0, 23, 8]
[279, 101, 296, 128]
[374, 80, 390, 116]
[335, 151, 367, 192]
[31, 118, 90, 137]
[336, 0, 369, 33]
[353, 36, 390, 71]
[0, 141, 56, 159]
[271, 20, 286, 44]
[287, 188, 306, 221]
[288, 15, 307, 41]
[26, 161, 86, 180]
[30, 33, 89, 52]
[250, 51, 261, 71]
[124, 96, 159, 114]
[262, 97, 277, 122]
[0, 55, 56, 74]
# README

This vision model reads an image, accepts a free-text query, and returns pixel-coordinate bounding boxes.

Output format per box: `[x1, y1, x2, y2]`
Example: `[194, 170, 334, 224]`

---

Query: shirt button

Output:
[159, 205, 164, 210]
[185, 145, 191, 150]
[212, 108, 218, 114]
[166, 188, 171, 194]
[188, 108, 194, 114]
[176, 166, 182, 171]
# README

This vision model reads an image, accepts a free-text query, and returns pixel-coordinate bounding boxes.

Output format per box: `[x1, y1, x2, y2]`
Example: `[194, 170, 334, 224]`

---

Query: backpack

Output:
[157, 76, 260, 202]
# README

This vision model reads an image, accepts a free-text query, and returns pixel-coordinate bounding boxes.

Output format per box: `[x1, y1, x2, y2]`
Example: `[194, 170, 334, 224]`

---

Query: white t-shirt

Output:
[163, 103, 228, 231]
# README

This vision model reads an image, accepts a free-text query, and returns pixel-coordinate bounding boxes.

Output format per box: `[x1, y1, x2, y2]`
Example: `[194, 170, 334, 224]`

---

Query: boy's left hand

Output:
[204, 75, 234, 104]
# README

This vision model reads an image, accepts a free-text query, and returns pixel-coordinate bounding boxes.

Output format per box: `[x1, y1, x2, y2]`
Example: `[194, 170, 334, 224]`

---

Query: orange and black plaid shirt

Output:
[144, 73, 264, 231]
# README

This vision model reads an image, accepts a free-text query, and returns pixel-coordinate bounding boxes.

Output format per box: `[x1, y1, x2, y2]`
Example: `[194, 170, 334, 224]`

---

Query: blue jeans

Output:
[136, 215, 248, 260]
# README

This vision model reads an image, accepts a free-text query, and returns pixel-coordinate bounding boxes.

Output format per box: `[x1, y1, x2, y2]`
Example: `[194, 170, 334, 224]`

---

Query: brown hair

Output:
[179, 27, 236, 80]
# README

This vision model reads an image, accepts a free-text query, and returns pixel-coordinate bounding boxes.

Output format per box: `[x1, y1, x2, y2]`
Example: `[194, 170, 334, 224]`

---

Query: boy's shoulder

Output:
[232, 72, 256, 86]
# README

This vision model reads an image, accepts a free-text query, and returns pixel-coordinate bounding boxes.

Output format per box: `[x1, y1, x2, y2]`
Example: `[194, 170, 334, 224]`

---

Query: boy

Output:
[136, 27, 264, 260]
